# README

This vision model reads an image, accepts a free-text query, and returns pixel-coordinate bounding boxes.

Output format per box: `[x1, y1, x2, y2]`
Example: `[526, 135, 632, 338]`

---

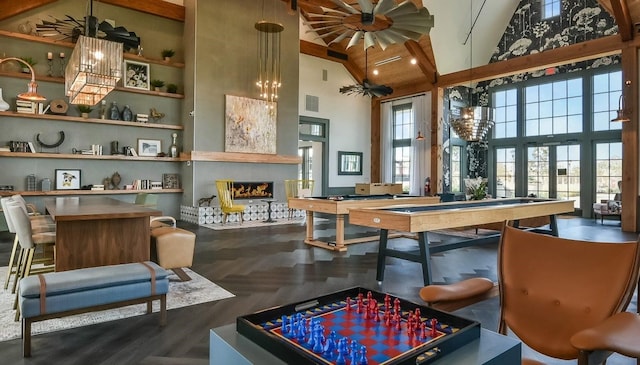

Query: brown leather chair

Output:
[420, 224, 640, 365]
[149, 216, 195, 281]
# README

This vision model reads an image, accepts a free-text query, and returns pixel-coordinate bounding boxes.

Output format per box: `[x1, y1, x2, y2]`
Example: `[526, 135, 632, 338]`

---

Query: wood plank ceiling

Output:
[291, 0, 638, 99]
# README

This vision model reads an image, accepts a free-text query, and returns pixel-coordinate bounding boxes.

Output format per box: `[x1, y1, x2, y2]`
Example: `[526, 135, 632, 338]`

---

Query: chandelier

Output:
[64, 0, 122, 105]
[255, 0, 283, 103]
[450, 0, 494, 141]
[305, 0, 434, 50]
[450, 106, 494, 141]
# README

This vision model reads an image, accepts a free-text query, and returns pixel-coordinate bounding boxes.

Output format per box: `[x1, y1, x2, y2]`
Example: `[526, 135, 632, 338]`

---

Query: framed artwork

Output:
[338, 151, 363, 175]
[138, 138, 162, 157]
[162, 173, 180, 189]
[55, 169, 81, 190]
[224, 95, 276, 154]
[123, 60, 150, 90]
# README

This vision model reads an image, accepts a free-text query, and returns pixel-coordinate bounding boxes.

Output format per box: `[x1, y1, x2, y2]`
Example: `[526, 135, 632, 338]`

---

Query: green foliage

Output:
[76, 104, 92, 113]
[166, 83, 178, 93]
[161, 49, 175, 58]
[150, 79, 165, 88]
[19, 57, 37, 66]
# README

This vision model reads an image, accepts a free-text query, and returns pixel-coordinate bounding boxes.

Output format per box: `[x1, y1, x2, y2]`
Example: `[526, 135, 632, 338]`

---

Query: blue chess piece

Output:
[323, 330, 337, 358]
[358, 345, 368, 365]
[335, 338, 348, 365]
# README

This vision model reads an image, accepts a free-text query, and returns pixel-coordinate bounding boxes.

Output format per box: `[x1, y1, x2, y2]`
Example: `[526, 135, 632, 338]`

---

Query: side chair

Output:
[419, 224, 640, 365]
[284, 179, 314, 219]
[215, 180, 246, 224]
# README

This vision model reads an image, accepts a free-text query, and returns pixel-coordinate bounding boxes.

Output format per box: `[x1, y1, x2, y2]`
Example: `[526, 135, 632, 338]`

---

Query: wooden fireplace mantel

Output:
[182, 151, 301, 164]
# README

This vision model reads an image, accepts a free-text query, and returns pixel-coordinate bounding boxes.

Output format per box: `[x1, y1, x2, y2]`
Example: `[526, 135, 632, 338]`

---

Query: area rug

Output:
[0, 267, 234, 342]
[203, 217, 327, 230]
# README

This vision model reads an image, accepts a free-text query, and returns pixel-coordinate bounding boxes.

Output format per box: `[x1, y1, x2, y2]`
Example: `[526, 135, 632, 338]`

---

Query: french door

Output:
[527, 144, 581, 210]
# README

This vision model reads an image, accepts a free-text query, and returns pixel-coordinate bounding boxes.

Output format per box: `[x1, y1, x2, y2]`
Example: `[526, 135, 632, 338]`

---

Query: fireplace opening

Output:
[232, 181, 274, 199]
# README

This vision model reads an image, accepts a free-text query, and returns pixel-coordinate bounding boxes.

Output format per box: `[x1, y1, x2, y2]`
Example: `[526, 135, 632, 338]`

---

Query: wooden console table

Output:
[44, 196, 161, 271]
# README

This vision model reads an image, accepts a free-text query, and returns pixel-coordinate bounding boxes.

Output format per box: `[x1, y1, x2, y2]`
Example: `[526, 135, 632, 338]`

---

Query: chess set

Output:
[236, 287, 480, 365]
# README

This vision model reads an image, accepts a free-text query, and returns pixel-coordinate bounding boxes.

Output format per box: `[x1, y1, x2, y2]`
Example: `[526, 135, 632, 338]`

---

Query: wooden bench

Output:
[18, 261, 169, 357]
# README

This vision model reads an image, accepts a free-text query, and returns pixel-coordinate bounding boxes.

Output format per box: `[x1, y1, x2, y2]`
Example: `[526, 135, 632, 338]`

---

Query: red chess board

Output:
[237, 287, 480, 365]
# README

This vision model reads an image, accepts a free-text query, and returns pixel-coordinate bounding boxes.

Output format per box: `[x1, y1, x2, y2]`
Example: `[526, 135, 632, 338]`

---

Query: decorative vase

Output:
[121, 105, 133, 121]
[81, 112, 89, 119]
[0, 88, 9, 111]
[109, 101, 120, 120]
[170, 132, 178, 158]
[164, 56, 171, 62]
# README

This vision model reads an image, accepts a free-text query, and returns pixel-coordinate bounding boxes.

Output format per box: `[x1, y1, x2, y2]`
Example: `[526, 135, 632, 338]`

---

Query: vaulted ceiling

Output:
[2, 0, 638, 100]
[289, 0, 639, 99]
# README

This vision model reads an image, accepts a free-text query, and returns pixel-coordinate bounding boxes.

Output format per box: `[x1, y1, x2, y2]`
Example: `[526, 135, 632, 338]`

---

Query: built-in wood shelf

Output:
[0, 189, 183, 197]
[0, 30, 185, 68]
[185, 151, 302, 164]
[0, 151, 181, 161]
[0, 70, 185, 99]
[0, 111, 183, 130]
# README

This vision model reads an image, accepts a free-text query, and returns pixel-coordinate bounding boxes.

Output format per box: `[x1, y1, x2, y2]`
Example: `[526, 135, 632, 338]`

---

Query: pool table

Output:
[287, 194, 440, 251]
[347, 198, 575, 285]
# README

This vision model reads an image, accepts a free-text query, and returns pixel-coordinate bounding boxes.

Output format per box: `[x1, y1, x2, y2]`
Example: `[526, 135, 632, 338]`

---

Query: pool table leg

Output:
[417, 232, 433, 286]
[376, 229, 389, 282]
[334, 214, 345, 248]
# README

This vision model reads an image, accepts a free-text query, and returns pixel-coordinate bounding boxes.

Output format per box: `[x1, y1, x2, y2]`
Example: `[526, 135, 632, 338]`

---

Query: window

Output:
[595, 142, 622, 202]
[392, 103, 413, 192]
[298, 147, 312, 180]
[542, 0, 560, 19]
[450, 145, 462, 192]
[593, 70, 622, 131]
[493, 88, 518, 139]
[524, 78, 582, 136]
[495, 147, 516, 198]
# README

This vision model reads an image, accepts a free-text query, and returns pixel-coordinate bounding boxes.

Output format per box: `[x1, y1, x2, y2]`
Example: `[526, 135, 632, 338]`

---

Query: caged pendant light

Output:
[255, 0, 284, 104]
[65, 0, 123, 106]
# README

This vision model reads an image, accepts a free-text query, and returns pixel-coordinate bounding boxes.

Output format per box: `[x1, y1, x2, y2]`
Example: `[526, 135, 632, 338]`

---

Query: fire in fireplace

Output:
[232, 181, 274, 199]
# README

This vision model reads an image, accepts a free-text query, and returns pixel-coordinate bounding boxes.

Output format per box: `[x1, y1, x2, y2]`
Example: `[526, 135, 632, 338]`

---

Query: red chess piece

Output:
[367, 291, 373, 302]
[374, 308, 381, 322]
[394, 313, 401, 331]
[346, 297, 351, 312]
[384, 294, 391, 308]
[394, 298, 401, 313]
[357, 298, 363, 314]
[385, 311, 391, 326]
[430, 318, 438, 337]
[421, 322, 427, 338]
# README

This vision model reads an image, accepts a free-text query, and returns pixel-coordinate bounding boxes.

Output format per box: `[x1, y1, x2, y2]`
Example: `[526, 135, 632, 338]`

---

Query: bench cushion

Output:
[19, 261, 169, 318]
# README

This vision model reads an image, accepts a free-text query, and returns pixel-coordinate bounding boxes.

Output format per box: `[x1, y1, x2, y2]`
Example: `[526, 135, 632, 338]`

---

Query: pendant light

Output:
[449, 0, 494, 141]
[256, 0, 283, 104]
[65, 0, 123, 106]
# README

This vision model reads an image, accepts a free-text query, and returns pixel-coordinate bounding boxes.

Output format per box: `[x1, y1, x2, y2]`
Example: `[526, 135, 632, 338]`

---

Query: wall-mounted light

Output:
[611, 94, 630, 123]
[415, 131, 425, 141]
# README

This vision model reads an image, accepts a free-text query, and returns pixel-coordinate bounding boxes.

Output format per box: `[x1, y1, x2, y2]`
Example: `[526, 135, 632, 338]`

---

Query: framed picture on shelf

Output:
[55, 169, 81, 190]
[137, 138, 162, 157]
[162, 173, 180, 189]
[123, 60, 150, 90]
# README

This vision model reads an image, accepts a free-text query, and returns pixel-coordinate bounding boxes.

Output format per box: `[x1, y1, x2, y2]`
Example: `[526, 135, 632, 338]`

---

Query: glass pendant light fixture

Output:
[449, 0, 494, 141]
[256, 0, 283, 104]
[65, 0, 123, 106]
[611, 94, 630, 122]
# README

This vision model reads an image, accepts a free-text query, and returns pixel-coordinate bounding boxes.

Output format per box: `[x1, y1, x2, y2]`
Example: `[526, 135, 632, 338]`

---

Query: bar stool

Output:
[6, 203, 56, 320]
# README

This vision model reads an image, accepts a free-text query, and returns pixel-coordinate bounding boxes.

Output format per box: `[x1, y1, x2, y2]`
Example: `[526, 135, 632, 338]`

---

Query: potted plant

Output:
[77, 104, 93, 118]
[150, 79, 165, 91]
[19, 57, 37, 73]
[166, 83, 178, 94]
[161, 49, 175, 62]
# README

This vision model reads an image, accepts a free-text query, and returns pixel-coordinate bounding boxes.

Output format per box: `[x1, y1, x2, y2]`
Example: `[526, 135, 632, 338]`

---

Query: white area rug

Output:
[203, 217, 327, 230]
[0, 267, 234, 342]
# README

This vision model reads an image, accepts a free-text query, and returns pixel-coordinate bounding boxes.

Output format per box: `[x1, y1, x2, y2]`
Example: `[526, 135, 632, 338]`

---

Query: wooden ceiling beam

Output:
[404, 40, 437, 84]
[0, 0, 57, 21]
[609, 0, 634, 41]
[99, 0, 185, 22]
[300, 40, 364, 82]
[437, 35, 632, 88]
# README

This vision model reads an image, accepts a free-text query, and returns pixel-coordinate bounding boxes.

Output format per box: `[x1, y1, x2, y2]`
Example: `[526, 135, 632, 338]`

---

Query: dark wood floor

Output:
[0, 216, 637, 364]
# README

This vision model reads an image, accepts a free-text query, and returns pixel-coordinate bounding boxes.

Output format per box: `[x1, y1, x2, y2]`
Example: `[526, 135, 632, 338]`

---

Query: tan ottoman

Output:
[150, 226, 196, 281]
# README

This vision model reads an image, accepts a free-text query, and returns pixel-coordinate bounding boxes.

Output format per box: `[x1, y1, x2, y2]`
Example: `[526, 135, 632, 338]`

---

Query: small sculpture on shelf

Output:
[170, 132, 178, 158]
[150, 108, 165, 123]
[110, 171, 121, 190]
[103, 177, 111, 190]
[121, 105, 133, 121]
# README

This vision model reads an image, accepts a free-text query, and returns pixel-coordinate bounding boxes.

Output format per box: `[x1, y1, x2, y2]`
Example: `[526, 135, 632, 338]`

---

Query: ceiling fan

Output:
[340, 48, 393, 97]
[305, 0, 435, 50]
